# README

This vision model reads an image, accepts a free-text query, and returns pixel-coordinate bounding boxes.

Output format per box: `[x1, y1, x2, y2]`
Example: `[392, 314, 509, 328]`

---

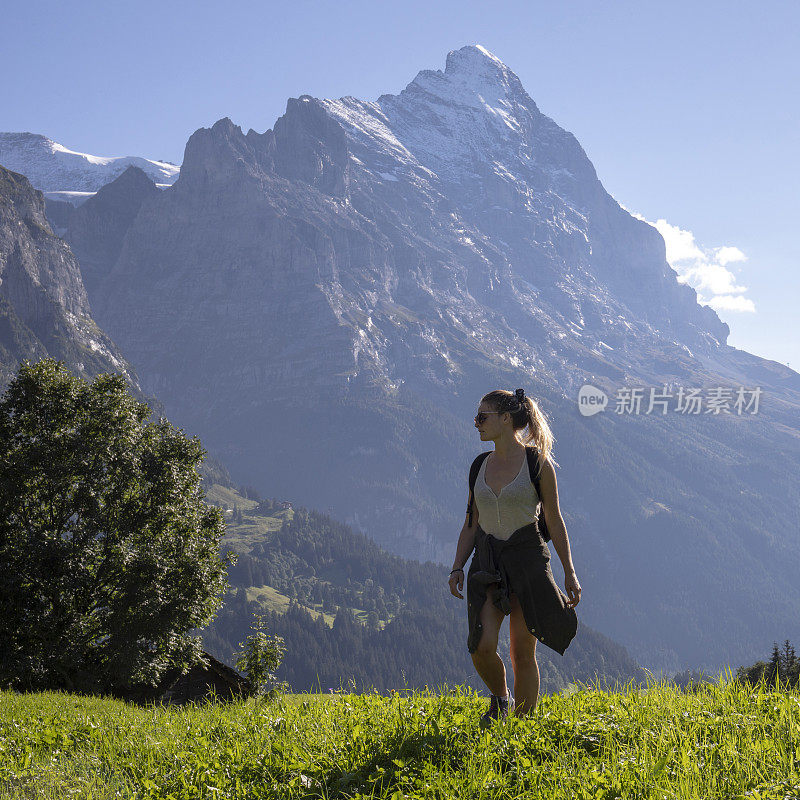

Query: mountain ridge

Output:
[0, 131, 180, 205]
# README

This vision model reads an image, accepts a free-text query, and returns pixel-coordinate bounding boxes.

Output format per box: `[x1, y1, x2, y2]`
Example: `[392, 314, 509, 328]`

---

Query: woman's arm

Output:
[449, 496, 477, 599]
[539, 458, 576, 576]
[452, 496, 477, 571]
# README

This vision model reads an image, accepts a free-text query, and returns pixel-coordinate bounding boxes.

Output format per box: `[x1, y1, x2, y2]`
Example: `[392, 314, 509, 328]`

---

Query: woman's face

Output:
[475, 401, 509, 440]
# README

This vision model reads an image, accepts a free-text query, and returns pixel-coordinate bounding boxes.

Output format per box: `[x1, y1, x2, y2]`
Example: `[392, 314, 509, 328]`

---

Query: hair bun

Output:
[515, 388, 525, 401]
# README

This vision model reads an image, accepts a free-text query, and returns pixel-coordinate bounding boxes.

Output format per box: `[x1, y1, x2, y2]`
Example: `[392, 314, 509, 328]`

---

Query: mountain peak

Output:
[84, 164, 158, 205]
[444, 44, 510, 78]
[400, 43, 532, 117]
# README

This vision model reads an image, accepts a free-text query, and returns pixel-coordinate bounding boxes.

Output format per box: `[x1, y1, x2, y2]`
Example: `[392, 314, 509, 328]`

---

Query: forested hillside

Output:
[200, 481, 643, 695]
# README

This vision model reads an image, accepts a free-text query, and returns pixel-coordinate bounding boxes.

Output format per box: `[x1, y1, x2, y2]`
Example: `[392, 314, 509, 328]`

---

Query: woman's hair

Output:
[481, 389, 559, 468]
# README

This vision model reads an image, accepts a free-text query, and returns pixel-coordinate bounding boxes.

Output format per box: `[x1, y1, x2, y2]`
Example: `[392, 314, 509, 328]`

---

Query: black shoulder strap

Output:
[526, 445, 550, 542]
[525, 445, 543, 488]
[466, 451, 491, 527]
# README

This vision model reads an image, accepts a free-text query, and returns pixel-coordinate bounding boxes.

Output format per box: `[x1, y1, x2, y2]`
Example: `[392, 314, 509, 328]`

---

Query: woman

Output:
[448, 388, 581, 725]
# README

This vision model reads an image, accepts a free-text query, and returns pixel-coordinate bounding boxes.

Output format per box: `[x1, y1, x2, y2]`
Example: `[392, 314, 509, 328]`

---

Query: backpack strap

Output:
[467, 451, 491, 527]
[525, 445, 550, 542]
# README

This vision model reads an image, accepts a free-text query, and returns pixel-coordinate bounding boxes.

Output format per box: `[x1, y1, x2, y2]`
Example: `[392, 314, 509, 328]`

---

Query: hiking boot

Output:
[480, 693, 511, 728]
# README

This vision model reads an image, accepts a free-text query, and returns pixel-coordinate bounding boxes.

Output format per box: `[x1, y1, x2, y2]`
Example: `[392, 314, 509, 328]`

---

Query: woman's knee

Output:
[508, 594, 538, 663]
[509, 646, 537, 667]
[473, 588, 504, 655]
[509, 632, 538, 666]
[472, 622, 501, 659]
[472, 639, 499, 660]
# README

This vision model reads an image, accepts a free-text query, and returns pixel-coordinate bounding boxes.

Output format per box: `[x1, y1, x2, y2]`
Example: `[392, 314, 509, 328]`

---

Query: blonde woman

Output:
[449, 388, 581, 726]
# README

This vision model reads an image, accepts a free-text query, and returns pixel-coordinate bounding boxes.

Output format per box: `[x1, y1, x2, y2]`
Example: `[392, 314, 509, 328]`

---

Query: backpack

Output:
[467, 446, 550, 542]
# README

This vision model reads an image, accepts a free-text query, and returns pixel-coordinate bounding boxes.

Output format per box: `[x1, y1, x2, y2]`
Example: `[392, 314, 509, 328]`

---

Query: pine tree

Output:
[780, 639, 798, 687]
[780, 639, 797, 673]
[767, 642, 782, 685]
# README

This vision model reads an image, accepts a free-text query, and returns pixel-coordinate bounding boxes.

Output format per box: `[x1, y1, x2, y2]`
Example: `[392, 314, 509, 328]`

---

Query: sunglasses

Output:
[474, 411, 502, 424]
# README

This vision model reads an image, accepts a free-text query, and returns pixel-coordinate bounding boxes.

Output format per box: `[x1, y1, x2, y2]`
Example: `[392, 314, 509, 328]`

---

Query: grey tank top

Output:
[473, 451, 540, 541]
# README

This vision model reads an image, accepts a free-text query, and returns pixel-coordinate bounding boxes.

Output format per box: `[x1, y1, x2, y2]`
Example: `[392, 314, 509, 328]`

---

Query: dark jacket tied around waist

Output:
[467, 521, 578, 656]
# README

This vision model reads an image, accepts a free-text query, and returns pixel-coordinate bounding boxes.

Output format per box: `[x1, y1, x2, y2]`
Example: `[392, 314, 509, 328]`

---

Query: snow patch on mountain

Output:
[319, 45, 541, 183]
[0, 132, 180, 199]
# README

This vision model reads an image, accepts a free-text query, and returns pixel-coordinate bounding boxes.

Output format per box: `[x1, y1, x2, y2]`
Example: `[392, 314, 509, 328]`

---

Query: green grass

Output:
[2, 675, 799, 799]
[206, 485, 291, 556]
[238, 584, 378, 629]
[204, 484, 261, 512]
[243, 585, 337, 627]
[245, 583, 295, 612]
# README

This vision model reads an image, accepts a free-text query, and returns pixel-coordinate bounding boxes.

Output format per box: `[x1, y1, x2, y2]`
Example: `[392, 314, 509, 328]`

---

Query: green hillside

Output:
[3, 677, 799, 799]
[199, 478, 643, 696]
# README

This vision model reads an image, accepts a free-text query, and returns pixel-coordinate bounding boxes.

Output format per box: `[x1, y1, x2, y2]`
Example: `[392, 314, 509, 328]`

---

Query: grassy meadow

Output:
[1, 676, 799, 799]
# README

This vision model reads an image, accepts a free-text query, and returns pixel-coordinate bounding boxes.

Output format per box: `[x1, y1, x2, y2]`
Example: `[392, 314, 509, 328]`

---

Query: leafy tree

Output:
[0, 358, 233, 694]
[234, 614, 288, 698]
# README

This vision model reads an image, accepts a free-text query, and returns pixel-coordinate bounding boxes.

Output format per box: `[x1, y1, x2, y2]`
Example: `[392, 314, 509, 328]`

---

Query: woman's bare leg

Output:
[508, 592, 540, 716]
[470, 584, 509, 697]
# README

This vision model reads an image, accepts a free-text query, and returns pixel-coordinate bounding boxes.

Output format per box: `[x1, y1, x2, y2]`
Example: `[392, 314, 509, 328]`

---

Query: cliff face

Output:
[52, 46, 800, 674]
[61, 166, 161, 299]
[0, 165, 139, 389]
[0, 162, 226, 525]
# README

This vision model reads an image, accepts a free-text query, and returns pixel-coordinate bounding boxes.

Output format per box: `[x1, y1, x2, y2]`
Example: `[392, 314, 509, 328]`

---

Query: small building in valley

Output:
[119, 651, 251, 705]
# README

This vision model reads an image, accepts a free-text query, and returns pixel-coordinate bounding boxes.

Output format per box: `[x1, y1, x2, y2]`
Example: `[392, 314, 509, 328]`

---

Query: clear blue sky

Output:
[3, 0, 797, 370]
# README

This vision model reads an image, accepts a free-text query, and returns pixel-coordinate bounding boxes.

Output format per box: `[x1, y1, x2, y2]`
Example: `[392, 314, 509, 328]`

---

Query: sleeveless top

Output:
[473, 450, 540, 540]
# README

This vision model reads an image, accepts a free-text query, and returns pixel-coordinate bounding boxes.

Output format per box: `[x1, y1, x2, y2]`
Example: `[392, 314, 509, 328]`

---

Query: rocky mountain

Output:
[54, 166, 161, 296]
[0, 161, 237, 549]
[52, 45, 800, 675]
[0, 164, 140, 389]
[0, 132, 179, 206]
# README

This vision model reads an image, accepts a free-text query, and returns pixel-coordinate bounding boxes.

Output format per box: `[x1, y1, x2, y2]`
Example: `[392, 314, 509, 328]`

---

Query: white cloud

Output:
[715, 246, 747, 267]
[621, 205, 755, 313]
[705, 294, 756, 312]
